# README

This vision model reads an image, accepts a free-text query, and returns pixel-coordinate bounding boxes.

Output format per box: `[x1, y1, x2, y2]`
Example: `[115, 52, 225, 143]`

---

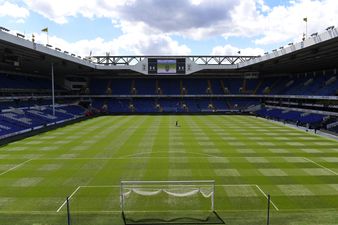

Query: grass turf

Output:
[0, 115, 337, 225]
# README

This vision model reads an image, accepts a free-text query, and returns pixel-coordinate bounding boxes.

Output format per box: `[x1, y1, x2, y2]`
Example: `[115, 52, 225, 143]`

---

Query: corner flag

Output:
[303, 17, 307, 22]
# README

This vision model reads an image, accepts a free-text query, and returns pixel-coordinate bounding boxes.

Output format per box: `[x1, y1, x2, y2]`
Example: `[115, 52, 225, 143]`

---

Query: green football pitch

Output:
[0, 115, 337, 225]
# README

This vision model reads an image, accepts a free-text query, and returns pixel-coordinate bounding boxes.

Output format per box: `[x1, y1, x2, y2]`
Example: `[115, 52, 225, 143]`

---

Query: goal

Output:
[120, 180, 224, 224]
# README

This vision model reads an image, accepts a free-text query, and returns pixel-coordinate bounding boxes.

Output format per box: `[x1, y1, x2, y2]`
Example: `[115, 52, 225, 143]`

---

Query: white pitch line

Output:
[80, 185, 120, 188]
[80, 184, 256, 188]
[3, 207, 338, 214]
[40, 155, 224, 160]
[0, 159, 33, 176]
[303, 157, 338, 175]
[26, 156, 306, 160]
[215, 184, 254, 187]
[56, 186, 81, 212]
[119, 151, 219, 159]
[255, 185, 279, 211]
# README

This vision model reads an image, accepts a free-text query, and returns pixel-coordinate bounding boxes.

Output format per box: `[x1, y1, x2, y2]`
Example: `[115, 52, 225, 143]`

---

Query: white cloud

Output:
[23, 0, 96, 24]
[256, 0, 270, 12]
[8, 0, 338, 55]
[112, 33, 191, 55]
[211, 44, 264, 56]
[230, 0, 338, 45]
[33, 32, 191, 56]
[0, 1, 29, 19]
[22, 0, 338, 43]
[23, 0, 133, 24]
[34, 34, 113, 56]
[190, 0, 202, 6]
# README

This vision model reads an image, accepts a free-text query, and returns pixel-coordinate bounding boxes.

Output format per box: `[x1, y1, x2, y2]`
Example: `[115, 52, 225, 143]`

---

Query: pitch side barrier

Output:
[1, 95, 337, 101]
[102, 111, 253, 116]
[22, 94, 338, 100]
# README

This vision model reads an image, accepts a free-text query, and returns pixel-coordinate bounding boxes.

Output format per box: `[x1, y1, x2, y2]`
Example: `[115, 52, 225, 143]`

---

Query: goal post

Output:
[120, 180, 224, 224]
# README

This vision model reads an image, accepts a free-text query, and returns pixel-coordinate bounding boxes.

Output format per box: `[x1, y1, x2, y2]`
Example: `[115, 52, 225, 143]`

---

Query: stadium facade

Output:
[0, 26, 338, 140]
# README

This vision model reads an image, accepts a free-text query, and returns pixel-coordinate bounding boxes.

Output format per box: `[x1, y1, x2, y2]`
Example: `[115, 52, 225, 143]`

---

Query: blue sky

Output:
[0, 0, 337, 56]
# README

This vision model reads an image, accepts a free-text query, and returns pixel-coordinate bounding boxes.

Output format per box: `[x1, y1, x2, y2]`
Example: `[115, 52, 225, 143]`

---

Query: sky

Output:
[0, 0, 337, 57]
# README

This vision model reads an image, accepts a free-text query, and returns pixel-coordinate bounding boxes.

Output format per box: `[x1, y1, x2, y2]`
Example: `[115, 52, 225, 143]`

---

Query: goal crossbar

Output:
[121, 180, 215, 185]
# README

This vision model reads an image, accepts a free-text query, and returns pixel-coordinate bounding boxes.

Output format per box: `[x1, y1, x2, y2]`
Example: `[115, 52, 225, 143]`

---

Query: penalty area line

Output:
[255, 185, 279, 211]
[56, 186, 81, 212]
[303, 157, 337, 175]
[0, 159, 33, 176]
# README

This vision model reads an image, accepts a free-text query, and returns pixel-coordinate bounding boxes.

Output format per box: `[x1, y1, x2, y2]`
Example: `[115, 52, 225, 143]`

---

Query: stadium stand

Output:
[87, 75, 337, 119]
[0, 73, 65, 93]
[258, 74, 337, 96]
[255, 107, 327, 128]
[89, 75, 337, 97]
[0, 104, 86, 139]
[327, 121, 338, 133]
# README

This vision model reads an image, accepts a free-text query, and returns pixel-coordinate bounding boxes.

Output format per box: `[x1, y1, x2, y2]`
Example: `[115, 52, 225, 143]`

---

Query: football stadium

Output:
[0, 1, 338, 225]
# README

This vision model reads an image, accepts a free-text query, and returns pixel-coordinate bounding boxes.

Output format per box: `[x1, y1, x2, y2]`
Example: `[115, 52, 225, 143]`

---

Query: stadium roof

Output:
[1, 27, 338, 76]
[239, 28, 338, 74]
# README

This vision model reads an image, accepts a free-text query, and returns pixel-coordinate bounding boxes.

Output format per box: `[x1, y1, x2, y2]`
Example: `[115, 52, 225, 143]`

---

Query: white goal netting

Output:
[120, 180, 221, 224]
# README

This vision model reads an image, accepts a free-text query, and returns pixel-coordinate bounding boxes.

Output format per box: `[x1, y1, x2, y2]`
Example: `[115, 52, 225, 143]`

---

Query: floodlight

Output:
[326, 26, 334, 30]
[288, 42, 293, 46]
[55, 48, 61, 51]
[311, 32, 318, 37]
[46, 44, 53, 48]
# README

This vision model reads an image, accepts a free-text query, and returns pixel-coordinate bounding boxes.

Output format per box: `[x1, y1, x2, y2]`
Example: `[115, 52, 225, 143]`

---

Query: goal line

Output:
[56, 183, 279, 213]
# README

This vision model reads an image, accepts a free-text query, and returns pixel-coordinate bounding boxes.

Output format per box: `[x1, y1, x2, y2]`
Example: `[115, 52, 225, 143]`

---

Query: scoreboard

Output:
[148, 58, 186, 75]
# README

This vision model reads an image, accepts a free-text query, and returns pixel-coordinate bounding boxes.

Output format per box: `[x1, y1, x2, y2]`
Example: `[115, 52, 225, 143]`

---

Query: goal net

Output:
[120, 180, 224, 224]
